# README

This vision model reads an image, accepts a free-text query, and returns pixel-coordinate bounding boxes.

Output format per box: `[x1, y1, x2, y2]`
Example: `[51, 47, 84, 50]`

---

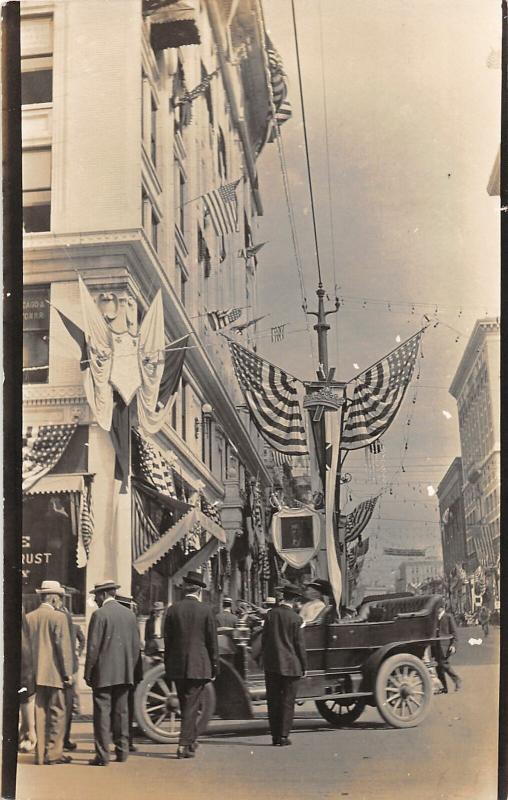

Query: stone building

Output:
[21, 0, 281, 616]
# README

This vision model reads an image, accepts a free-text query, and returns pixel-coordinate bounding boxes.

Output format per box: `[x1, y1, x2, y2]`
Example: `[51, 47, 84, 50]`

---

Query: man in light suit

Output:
[85, 581, 141, 766]
[26, 580, 74, 765]
[164, 570, 219, 759]
[262, 584, 307, 747]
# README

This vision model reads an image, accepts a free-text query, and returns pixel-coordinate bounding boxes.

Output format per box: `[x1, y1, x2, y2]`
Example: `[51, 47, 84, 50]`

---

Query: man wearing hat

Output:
[84, 581, 141, 766]
[164, 570, 219, 759]
[216, 597, 237, 629]
[299, 579, 331, 624]
[26, 580, 74, 765]
[144, 601, 166, 655]
[261, 584, 307, 747]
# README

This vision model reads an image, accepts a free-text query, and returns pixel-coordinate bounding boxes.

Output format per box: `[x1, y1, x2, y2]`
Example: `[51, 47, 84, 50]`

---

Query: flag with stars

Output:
[132, 428, 177, 498]
[203, 179, 240, 237]
[22, 423, 78, 492]
[341, 331, 422, 450]
[227, 338, 307, 456]
[343, 496, 379, 544]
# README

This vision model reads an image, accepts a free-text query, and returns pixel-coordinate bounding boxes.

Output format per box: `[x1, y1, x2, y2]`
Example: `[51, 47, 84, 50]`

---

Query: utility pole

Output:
[304, 283, 351, 608]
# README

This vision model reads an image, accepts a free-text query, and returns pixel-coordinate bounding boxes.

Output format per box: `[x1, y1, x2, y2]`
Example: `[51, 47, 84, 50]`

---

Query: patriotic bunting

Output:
[265, 35, 292, 141]
[227, 338, 308, 456]
[343, 496, 379, 544]
[22, 423, 77, 492]
[203, 180, 240, 237]
[341, 331, 422, 451]
[175, 68, 218, 105]
[76, 476, 94, 567]
[132, 488, 161, 562]
[132, 428, 177, 498]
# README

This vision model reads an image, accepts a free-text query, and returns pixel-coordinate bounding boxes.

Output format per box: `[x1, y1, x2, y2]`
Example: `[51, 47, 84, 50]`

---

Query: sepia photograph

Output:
[3, 0, 503, 798]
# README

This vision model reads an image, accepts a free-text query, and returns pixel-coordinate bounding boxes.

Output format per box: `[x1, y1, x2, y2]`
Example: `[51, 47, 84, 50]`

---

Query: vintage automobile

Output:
[133, 592, 447, 744]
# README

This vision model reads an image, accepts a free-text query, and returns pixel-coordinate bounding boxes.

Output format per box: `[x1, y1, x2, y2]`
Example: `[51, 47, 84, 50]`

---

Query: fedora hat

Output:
[182, 570, 207, 589]
[276, 583, 304, 599]
[306, 578, 332, 595]
[90, 580, 120, 594]
[151, 601, 165, 611]
[36, 580, 65, 596]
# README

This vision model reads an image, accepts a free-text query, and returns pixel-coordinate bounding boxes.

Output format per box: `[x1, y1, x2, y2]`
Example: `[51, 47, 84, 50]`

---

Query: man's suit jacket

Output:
[262, 604, 307, 677]
[434, 611, 458, 658]
[85, 599, 141, 688]
[26, 603, 73, 689]
[164, 596, 218, 681]
[216, 609, 238, 628]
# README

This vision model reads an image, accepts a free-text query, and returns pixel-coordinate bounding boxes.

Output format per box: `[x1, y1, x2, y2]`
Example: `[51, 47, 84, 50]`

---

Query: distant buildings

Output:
[437, 457, 467, 575]
[395, 559, 442, 593]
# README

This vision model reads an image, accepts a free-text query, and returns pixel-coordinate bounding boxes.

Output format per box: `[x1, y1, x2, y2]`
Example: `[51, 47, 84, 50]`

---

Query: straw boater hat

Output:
[89, 580, 120, 594]
[182, 570, 207, 589]
[36, 580, 65, 595]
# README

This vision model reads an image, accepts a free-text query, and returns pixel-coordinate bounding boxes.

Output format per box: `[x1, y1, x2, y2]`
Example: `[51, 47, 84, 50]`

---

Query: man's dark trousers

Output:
[92, 684, 130, 763]
[431, 647, 461, 692]
[265, 672, 299, 740]
[174, 680, 207, 746]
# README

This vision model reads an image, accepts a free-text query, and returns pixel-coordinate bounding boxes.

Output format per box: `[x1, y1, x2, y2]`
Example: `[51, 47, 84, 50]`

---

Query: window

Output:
[181, 379, 187, 442]
[151, 209, 159, 252]
[142, 188, 159, 252]
[23, 285, 50, 383]
[218, 127, 227, 179]
[151, 95, 157, 166]
[21, 14, 53, 105]
[178, 169, 186, 233]
[23, 147, 51, 232]
[176, 256, 187, 307]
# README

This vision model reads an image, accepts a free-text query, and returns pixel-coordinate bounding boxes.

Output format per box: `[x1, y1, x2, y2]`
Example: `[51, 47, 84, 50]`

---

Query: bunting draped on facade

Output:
[207, 307, 242, 332]
[22, 423, 78, 492]
[132, 428, 177, 498]
[341, 496, 379, 544]
[175, 68, 218, 106]
[265, 35, 292, 141]
[76, 476, 94, 567]
[132, 487, 161, 562]
[203, 180, 240, 237]
[341, 331, 422, 451]
[227, 338, 307, 456]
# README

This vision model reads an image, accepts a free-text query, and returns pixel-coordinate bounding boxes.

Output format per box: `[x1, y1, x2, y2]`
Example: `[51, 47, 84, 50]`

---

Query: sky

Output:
[253, 0, 501, 591]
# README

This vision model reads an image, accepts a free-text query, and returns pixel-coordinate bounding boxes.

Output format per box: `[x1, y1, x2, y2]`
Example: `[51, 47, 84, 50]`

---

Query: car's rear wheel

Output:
[315, 697, 366, 726]
[375, 653, 432, 728]
[134, 663, 216, 744]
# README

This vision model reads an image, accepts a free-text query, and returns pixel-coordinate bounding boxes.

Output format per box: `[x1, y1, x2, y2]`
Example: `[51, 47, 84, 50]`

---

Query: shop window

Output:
[23, 147, 51, 232]
[21, 64, 52, 105]
[23, 285, 50, 383]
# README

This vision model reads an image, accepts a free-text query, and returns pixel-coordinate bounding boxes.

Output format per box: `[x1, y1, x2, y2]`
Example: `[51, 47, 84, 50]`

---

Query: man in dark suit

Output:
[26, 580, 74, 765]
[216, 597, 238, 628]
[164, 570, 218, 759]
[84, 581, 141, 766]
[431, 601, 462, 694]
[262, 584, 307, 746]
[144, 601, 166, 655]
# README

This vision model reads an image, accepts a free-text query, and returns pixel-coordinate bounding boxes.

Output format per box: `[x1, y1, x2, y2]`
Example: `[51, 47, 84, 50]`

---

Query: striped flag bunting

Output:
[133, 488, 161, 562]
[22, 423, 78, 492]
[265, 35, 292, 141]
[201, 495, 222, 526]
[341, 331, 422, 451]
[203, 179, 240, 237]
[226, 338, 308, 456]
[342, 496, 379, 544]
[207, 307, 242, 332]
[273, 450, 292, 467]
[77, 477, 94, 566]
[132, 428, 177, 498]
[175, 68, 218, 105]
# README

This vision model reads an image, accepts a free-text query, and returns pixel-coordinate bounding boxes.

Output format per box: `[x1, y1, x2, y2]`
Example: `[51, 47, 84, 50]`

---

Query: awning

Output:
[133, 506, 226, 575]
[24, 473, 85, 495]
[170, 537, 219, 584]
[148, 0, 200, 50]
[132, 478, 190, 515]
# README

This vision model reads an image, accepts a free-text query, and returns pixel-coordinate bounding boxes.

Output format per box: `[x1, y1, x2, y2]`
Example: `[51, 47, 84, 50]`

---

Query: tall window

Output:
[151, 95, 157, 166]
[21, 14, 53, 105]
[23, 147, 51, 232]
[178, 169, 186, 233]
[23, 285, 50, 383]
[181, 379, 187, 442]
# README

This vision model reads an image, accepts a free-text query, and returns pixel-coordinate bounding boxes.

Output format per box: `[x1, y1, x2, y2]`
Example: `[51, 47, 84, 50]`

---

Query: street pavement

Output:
[16, 626, 500, 800]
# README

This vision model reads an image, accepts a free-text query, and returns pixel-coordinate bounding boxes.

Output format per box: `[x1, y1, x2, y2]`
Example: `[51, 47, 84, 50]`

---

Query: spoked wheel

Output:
[375, 653, 432, 728]
[315, 697, 366, 726]
[134, 663, 216, 744]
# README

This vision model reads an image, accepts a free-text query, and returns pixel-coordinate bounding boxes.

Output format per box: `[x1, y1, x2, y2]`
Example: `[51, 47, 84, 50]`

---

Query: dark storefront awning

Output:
[146, 0, 200, 50]
[170, 537, 219, 584]
[24, 473, 86, 495]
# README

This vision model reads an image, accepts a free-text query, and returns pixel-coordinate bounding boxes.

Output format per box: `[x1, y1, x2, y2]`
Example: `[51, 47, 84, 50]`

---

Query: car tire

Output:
[375, 652, 432, 729]
[315, 697, 366, 726]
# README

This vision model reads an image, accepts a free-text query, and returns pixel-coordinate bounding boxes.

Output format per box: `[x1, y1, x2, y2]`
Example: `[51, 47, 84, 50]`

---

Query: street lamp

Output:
[194, 402, 213, 438]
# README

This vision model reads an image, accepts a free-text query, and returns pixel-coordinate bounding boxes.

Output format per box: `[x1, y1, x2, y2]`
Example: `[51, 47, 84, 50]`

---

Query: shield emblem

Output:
[110, 332, 142, 405]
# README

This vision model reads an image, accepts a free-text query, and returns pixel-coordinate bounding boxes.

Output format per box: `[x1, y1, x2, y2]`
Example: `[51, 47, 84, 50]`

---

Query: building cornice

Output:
[449, 318, 500, 398]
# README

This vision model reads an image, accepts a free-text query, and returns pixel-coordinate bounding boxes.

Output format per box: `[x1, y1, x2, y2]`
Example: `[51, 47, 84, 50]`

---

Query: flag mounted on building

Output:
[265, 35, 292, 142]
[203, 179, 240, 237]
[237, 242, 267, 260]
[230, 314, 267, 334]
[22, 423, 78, 492]
[226, 338, 308, 456]
[342, 495, 379, 544]
[341, 330, 422, 451]
[175, 68, 219, 105]
[76, 475, 94, 567]
[207, 307, 242, 332]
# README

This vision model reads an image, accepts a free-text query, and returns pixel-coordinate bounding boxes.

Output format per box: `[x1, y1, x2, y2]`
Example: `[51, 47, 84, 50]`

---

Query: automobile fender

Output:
[214, 657, 254, 720]
[361, 641, 421, 690]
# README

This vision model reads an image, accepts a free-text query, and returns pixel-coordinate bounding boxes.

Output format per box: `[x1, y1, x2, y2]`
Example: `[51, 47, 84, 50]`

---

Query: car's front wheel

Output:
[375, 653, 432, 728]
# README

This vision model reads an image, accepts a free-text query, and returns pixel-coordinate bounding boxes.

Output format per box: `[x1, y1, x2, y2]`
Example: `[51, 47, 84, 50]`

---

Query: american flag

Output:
[266, 36, 292, 142]
[132, 488, 161, 562]
[227, 339, 308, 456]
[201, 495, 222, 526]
[347, 537, 370, 571]
[273, 450, 292, 467]
[177, 68, 218, 104]
[203, 180, 240, 237]
[22, 423, 77, 492]
[78, 477, 94, 564]
[207, 307, 242, 332]
[132, 428, 177, 498]
[341, 331, 422, 450]
[342, 496, 379, 544]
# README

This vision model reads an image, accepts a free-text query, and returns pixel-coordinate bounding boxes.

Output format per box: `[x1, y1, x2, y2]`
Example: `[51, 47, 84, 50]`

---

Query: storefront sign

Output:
[271, 507, 321, 569]
[22, 534, 53, 583]
[23, 287, 49, 331]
